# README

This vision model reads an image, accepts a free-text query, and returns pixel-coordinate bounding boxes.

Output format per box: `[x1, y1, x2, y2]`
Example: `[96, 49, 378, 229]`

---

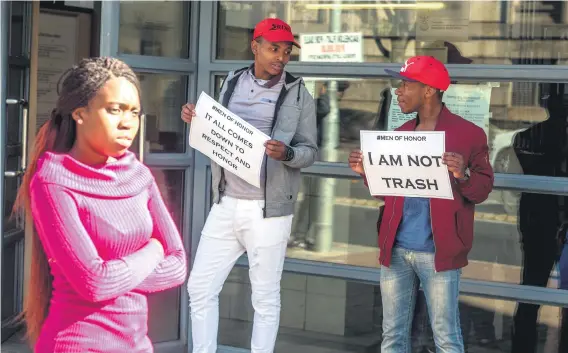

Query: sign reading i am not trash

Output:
[360, 131, 453, 199]
[190, 92, 270, 188]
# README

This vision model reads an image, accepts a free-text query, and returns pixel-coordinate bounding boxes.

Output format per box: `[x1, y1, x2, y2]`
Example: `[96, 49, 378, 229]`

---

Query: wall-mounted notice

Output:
[299, 32, 363, 62]
[190, 92, 270, 188]
[415, 0, 470, 42]
[37, 12, 78, 130]
[360, 131, 453, 199]
[387, 84, 491, 135]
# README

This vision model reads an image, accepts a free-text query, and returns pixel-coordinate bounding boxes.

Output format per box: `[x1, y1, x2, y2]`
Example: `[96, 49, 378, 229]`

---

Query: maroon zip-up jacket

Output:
[365, 106, 494, 272]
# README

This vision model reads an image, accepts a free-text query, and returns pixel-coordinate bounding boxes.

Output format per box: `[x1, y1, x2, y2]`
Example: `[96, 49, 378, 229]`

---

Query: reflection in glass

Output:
[136, 73, 188, 154]
[288, 175, 568, 288]
[508, 83, 568, 352]
[218, 270, 566, 352]
[146, 169, 185, 343]
[8, 2, 26, 58]
[217, 1, 568, 66]
[4, 68, 25, 233]
[299, 77, 568, 178]
[212, 74, 568, 289]
[119, 1, 190, 58]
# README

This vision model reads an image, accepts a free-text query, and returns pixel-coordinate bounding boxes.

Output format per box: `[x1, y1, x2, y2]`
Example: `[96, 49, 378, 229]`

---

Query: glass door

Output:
[1, 1, 32, 341]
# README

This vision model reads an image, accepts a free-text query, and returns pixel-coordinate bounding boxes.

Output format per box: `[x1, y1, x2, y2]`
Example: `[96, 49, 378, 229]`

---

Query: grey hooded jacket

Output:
[211, 66, 318, 218]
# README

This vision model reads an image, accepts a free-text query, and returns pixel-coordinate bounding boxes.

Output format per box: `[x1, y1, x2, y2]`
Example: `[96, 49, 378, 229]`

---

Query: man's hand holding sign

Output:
[264, 140, 290, 161]
[442, 152, 468, 180]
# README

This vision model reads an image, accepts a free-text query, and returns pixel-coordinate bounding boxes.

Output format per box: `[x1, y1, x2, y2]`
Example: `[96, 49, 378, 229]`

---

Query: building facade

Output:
[1, 1, 568, 352]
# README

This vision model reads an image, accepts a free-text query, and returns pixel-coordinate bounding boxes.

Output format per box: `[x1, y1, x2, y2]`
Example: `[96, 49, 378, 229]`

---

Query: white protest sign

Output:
[190, 92, 270, 188]
[300, 32, 363, 62]
[360, 131, 453, 199]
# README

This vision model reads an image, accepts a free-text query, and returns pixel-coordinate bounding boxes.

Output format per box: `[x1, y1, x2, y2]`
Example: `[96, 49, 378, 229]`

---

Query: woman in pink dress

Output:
[13, 57, 187, 353]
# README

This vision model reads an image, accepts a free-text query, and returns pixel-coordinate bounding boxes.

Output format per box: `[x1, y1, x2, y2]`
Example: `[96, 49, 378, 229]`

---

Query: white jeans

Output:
[187, 196, 293, 353]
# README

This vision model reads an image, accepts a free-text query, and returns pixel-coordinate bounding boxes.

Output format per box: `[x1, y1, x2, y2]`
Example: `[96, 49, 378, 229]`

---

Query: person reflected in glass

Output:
[511, 83, 568, 353]
[557, 225, 568, 352]
[289, 80, 349, 250]
[12, 57, 188, 353]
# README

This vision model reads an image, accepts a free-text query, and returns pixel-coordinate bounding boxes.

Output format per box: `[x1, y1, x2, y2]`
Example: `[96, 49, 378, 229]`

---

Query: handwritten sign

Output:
[190, 92, 270, 188]
[299, 32, 363, 62]
[360, 131, 453, 199]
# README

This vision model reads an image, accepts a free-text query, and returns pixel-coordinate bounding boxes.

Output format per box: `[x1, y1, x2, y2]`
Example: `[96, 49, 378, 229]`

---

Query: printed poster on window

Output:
[189, 92, 270, 188]
[361, 130, 453, 199]
[299, 32, 363, 62]
[386, 84, 492, 135]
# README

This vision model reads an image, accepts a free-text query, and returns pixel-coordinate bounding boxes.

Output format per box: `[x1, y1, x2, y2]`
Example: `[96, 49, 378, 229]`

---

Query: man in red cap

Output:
[349, 56, 494, 352]
[181, 18, 317, 353]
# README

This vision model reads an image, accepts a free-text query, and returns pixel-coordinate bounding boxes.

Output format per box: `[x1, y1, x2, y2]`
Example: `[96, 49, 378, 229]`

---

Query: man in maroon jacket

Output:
[349, 56, 494, 353]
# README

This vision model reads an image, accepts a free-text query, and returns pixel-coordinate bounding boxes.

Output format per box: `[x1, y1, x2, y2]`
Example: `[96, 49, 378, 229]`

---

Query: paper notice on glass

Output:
[190, 92, 270, 188]
[299, 32, 363, 62]
[386, 84, 492, 136]
[360, 130, 453, 199]
[442, 84, 491, 135]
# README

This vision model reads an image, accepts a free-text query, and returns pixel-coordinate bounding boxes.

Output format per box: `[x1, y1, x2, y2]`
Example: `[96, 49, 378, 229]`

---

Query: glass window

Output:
[215, 75, 568, 179]
[217, 1, 568, 65]
[118, 1, 190, 58]
[4, 68, 25, 232]
[146, 169, 185, 343]
[288, 174, 568, 290]
[320, 78, 567, 178]
[9, 2, 27, 58]
[135, 72, 188, 154]
[218, 270, 567, 352]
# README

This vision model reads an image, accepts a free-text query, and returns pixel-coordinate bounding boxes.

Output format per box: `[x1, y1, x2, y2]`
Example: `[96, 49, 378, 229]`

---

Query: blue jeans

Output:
[380, 247, 464, 353]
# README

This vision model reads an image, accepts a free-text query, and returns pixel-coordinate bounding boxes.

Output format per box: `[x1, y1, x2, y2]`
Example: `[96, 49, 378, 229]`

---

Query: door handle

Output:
[4, 98, 29, 178]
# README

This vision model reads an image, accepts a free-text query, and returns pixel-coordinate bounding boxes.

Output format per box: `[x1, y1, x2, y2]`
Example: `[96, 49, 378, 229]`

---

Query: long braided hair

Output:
[12, 57, 140, 345]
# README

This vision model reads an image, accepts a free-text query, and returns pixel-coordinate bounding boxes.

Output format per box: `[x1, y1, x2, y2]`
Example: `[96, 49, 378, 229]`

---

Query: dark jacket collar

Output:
[234, 63, 301, 87]
[247, 64, 283, 88]
[406, 104, 452, 131]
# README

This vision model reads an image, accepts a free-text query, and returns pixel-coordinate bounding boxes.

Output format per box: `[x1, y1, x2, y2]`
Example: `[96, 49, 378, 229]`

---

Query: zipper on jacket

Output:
[429, 199, 438, 273]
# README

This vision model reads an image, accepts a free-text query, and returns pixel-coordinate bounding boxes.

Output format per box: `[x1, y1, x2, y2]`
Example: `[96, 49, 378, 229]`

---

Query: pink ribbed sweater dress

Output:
[30, 151, 187, 353]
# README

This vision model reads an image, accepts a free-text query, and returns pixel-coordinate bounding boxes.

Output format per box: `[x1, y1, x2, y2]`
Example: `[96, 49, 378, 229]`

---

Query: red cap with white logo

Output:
[253, 18, 301, 48]
[385, 56, 451, 91]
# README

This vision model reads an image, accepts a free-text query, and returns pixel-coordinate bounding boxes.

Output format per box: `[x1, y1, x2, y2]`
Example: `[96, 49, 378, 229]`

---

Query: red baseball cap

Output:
[385, 56, 451, 91]
[253, 18, 301, 48]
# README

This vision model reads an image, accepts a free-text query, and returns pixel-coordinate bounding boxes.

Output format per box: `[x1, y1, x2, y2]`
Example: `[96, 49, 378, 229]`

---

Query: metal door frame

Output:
[1, 0, 32, 341]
